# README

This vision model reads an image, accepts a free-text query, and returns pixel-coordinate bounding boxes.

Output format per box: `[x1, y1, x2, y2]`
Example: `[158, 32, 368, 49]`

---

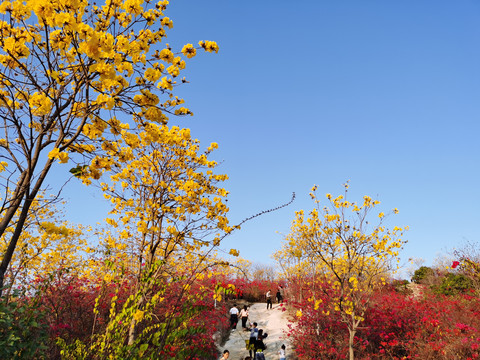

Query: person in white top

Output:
[266, 290, 272, 309]
[239, 305, 249, 330]
[278, 344, 286, 360]
[229, 304, 239, 330]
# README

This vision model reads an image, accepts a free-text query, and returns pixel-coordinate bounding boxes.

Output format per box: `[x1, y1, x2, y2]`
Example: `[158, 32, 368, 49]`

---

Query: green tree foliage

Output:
[411, 266, 434, 284]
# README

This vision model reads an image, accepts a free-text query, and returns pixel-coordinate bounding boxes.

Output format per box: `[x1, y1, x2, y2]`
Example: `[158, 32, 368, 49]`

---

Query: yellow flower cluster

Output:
[199, 40, 219, 53]
[181, 44, 196, 58]
[29, 92, 52, 116]
[229, 248, 240, 257]
[48, 148, 69, 163]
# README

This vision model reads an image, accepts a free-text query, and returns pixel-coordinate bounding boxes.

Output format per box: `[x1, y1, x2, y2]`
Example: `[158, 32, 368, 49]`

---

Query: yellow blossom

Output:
[159, 48, 174, 63]
[181, 44, 196, 58]
[133, 310, 144, 322]
[29, 92, 52, 116]
[229, 248, 239, 257]
[199, 40, 219, 53]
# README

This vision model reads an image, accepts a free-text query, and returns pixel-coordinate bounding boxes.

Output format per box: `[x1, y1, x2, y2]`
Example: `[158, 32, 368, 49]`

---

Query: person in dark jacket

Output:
[254, 333, 266, 360]
[248, 322, 259, 358]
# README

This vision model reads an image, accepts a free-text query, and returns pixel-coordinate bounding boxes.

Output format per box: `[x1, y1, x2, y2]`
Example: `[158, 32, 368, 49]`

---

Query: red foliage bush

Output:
[232, 278, 282, 302]
[0, 268, 243, 360]
[14, 268, 287, 359]
[27, 269, 236, 359]
[285, 281, 349, 360]
[288, 283, 480, 360]
[33, 270, 132, 358]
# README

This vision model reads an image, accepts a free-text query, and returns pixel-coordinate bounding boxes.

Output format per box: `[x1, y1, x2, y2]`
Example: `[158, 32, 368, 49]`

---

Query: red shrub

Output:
[288, 283, 480, 360]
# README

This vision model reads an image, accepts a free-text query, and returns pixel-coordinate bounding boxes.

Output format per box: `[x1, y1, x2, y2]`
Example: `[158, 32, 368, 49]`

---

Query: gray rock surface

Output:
[218, 302, 293, 360]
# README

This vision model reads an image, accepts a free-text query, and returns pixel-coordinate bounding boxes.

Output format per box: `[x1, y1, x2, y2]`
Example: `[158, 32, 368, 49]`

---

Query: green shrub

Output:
[0, 291, 49, 359]
[434, 273, 474, 296]
[411, 266, 434, 284]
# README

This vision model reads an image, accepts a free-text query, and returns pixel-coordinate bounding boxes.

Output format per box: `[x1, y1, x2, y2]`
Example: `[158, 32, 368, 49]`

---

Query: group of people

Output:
[228, 304, 249, 331]
[224, 288, 287, 360]
[220, 347, 286, 360]
[246, 322, 268, 360]
[221, 318, 286, 360]
[265, 286, 284, 310]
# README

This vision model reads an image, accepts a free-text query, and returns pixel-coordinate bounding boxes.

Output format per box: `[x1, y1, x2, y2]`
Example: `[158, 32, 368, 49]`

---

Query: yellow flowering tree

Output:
[282, 183, 407, 360]
[0, 192, 86, 296]
[0, 0, 218, 294]
[86, 123, 233, 351]
[80, 127, 294, 355]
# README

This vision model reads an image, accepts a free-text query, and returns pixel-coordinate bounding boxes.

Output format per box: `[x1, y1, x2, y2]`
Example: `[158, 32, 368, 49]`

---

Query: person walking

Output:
[266, 289, 272, 309]
[279, 285, 285, 303]
[254, 333, 266, 360]
[276, 287, 282, 303]
[229, 304, 239, 331]
[248, 322, 259, 358]
[278, 344, 286, 360]
[240, 305, 249, 331]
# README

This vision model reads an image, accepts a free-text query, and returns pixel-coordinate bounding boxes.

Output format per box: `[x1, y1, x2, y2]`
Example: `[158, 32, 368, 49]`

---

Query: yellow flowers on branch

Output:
[98, 124, 232, 273]
[0, 0, 219, 295]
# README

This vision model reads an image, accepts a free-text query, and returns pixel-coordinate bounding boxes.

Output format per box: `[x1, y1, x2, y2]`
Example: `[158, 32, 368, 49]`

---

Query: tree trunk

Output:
[0, 196, 33, 297]
[0, 159, 54, 297]
[348, 327, 356, 360]
[128, 316, 138, 345]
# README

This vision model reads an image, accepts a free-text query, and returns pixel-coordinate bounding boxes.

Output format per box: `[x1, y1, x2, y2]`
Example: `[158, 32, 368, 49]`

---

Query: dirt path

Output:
[218, 302, 294, 360]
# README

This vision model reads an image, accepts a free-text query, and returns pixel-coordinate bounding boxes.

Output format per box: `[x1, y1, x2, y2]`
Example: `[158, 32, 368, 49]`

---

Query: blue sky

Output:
[57, 1, 480, 276]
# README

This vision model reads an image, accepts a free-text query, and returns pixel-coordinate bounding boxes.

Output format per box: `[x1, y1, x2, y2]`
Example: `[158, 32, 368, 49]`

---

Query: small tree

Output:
[411, 266, 434, 284]
[96, 124, 232, 347]
[273, 241, 318, 303]
[251, 263, 277, 282]
[284, 183, 407, 360]
[451, 241, 480, 293]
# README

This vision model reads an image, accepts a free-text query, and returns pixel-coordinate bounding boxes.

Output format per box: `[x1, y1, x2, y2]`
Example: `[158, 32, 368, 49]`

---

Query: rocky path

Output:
[218, 302, 294, 360]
